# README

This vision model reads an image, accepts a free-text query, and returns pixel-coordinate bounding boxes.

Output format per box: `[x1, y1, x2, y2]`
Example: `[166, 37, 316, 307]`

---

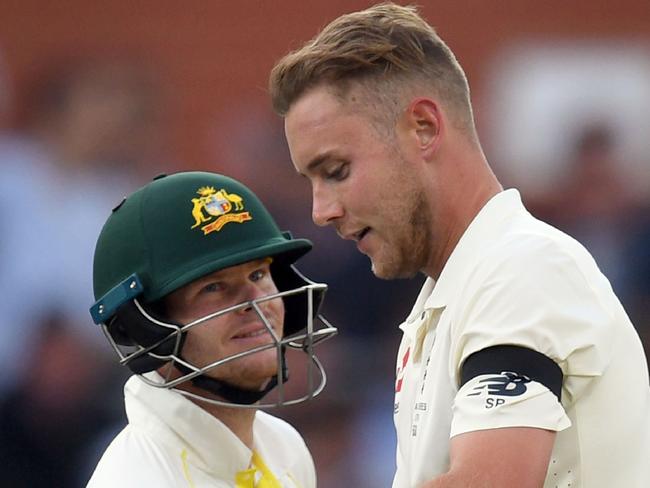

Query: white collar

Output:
[125, 373, 253, 476]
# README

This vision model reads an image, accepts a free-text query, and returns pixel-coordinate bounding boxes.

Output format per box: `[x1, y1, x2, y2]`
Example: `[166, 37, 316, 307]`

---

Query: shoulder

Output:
[254, 411, 308, 447]
[452, 212, 620, 367]
[254, 412, 315, 486]
[86, 426, 182, 487]
[443, 195, 607, 310]
[466, 210, 611, 315]
[475, 211, 609, 301]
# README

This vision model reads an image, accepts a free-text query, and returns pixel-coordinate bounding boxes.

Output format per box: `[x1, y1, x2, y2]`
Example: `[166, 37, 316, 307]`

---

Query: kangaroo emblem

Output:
[222, 190, 244, 210]
[191, 196, 210, 229]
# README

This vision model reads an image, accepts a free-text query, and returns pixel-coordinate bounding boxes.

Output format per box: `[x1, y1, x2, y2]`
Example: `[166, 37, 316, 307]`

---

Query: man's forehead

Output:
[286, 86, 345, 131]
[285, 88, 366, 172]
[196, 258, 272, 282]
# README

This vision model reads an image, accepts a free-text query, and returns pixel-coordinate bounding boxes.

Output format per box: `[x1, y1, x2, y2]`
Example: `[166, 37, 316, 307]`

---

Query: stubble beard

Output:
[183, 314, 283, 391]
[371, 189, 430, 280]
[227, 351, 279, 389]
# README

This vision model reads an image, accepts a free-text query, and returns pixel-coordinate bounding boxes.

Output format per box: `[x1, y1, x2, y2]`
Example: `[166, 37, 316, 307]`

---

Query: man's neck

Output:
[423, 150, 502, 280]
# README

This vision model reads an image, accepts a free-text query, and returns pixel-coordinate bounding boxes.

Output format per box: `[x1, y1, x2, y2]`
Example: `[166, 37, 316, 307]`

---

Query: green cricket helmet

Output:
[90, 171, 337, 408]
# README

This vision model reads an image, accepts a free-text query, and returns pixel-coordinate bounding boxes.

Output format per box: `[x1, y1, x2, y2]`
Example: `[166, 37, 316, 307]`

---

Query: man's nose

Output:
[312, 185, 343, 227]
[236, 281, 274, 314]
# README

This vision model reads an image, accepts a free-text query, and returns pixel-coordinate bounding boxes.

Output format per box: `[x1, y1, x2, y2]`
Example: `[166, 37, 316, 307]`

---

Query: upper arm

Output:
[423, 427, 555, 488]
[426, 345, 568, 488]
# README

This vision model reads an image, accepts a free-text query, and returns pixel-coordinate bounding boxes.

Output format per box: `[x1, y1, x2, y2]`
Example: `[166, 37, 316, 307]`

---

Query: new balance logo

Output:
[467, 371, 531, 397]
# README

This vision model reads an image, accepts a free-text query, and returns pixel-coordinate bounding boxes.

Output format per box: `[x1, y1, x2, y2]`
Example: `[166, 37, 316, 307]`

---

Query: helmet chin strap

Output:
[173, 347, 289, 405]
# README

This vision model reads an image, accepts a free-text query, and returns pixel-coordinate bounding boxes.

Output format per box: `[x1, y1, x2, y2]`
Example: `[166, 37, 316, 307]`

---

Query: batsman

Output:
[87, 171, 336, 487]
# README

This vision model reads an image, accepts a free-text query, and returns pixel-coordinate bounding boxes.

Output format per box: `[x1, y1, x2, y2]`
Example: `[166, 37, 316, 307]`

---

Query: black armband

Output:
[460, 345, 563, 400]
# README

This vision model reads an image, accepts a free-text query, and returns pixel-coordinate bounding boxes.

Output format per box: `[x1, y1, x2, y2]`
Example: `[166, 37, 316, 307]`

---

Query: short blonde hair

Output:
[269, 2, 474, 134]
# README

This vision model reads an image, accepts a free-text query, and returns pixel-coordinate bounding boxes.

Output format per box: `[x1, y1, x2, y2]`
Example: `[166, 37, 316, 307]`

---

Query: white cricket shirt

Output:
[87, 374, 316, 487]
[393, 189, 650, 488]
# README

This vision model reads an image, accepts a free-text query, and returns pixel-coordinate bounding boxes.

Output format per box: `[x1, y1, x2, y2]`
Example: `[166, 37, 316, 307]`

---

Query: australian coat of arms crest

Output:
[191, 186, 251, 234]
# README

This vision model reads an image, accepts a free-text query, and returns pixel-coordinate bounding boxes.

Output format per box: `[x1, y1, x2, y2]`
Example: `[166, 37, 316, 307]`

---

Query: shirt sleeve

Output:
[449, 237, 615, 436]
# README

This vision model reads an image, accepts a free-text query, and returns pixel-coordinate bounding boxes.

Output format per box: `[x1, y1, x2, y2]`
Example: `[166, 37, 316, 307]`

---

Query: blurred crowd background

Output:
[0, 1, 649, 486]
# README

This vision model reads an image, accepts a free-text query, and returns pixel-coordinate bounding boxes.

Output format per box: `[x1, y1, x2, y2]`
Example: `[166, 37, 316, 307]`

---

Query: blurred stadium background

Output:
[0, 1, 648, 486]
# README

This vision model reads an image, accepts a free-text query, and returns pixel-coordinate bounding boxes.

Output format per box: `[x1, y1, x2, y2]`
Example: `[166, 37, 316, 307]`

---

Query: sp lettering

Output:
[485, 397, 506, 409]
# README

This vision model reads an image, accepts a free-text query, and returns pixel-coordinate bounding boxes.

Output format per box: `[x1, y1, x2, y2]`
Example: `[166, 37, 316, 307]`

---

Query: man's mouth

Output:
[355, 227, 370, 241]
[232, 325, 273, 340]
[234, 329, 268, 339]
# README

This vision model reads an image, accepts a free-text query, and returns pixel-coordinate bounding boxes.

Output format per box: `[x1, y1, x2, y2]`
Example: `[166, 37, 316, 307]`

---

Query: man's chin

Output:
[229, 374, 278, 394]
[199, 371, 276, 393]
[226, 364, 279, 389]
[370, 256, 419, 280]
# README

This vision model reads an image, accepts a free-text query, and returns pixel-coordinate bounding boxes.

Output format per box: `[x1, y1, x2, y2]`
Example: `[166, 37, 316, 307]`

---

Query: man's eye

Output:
[250, 269, 266, 282]
[325, 164, 348, 181]
[201, 282, 223, 293]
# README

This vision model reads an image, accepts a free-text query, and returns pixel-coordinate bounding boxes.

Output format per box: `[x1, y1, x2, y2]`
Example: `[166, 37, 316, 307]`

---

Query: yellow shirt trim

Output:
[235, 450, 284, 488]
[180, 448, 196, 488]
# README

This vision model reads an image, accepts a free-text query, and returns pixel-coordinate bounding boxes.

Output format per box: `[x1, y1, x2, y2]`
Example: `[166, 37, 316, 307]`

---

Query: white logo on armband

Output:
[466, 371, 531, 408]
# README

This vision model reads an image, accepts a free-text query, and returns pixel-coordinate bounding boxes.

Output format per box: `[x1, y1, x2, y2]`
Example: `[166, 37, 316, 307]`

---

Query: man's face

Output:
[284, 85, 431, 279]
[164, 258, 285, 390]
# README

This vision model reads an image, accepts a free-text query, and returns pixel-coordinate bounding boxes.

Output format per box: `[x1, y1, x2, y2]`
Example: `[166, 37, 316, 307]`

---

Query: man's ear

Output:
[403, 97, 443, 159]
